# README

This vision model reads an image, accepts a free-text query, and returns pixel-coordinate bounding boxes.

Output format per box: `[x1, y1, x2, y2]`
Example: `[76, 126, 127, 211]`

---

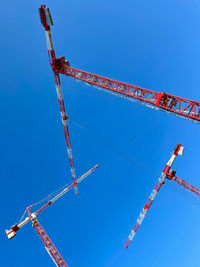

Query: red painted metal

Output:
[125, 144, 200, 249]
[56, 63, 200, 124]
[33, 220, 68, 267]
[166, 172, 200, 198]
[52, 71, 78, 195]
[125, 174, 164, 249]
[27, 207, 68, 267]
[39, 5, 78, 195]
[6, 165, 100, 266]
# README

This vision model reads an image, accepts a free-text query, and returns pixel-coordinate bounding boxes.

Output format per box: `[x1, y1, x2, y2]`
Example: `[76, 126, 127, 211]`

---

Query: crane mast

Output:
[27, 208, 68, 267]
[39, 5, 78, 195]
[125, 172, 165, 250]
[6, 165, 99, 266]
[125, 144, 200, 249]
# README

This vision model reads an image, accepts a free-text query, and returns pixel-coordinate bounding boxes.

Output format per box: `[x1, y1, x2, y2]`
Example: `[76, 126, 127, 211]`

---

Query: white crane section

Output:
[6, 165, 100, 240]
[125, 144, 184, 249]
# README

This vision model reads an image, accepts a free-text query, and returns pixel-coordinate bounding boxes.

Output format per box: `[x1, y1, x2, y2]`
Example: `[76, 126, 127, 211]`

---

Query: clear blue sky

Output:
[1, 1, 200, 267]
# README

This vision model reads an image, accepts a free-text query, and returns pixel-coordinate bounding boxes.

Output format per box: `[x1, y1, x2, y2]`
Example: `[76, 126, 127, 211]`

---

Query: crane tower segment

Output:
[5, 165, 100, 266]
[39, 5, 78, 195]
[125, 144, 184, 249]
[39, 4, 200, 127]
[125, 144, 200, 249]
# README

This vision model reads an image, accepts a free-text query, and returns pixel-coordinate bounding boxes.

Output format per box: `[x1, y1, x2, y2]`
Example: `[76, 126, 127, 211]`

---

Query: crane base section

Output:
[32, 219, 68, 267]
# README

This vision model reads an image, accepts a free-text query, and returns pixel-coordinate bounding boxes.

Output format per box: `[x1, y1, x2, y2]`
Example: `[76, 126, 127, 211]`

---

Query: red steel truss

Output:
[125, 172, 165, 249]
[39, 5, 78, 195]
[27, 207, 68, 267]
[54, 63, 200, 124]
[165, 172, 200, 198]
[6, 165, 100, 266]
[125, 144, 200, 249]
[33, 220, 68, 267]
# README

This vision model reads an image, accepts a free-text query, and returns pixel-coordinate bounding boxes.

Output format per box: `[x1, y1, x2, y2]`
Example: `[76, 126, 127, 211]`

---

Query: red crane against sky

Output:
[6, 4, 200, 267]
[39, 6, 78, 195]
[125, 144, 200, 249]
[38, 4, 200, 253]
[38, 4, 200, 197]
[6, 165, 100, 267]
[39, 5, 200, 124]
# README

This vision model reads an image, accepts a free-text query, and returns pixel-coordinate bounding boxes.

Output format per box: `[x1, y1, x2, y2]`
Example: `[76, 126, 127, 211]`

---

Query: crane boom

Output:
[38, 5, 200, 124]
[5, 165, 99, 239]
[125, 144, 184, 249]
[39, 5, 78, 195]
[165, 172, 200, 198]
[125, 172, 165, 249]
[6, 164, 99, 266]
[38, 3, 200, 131]
[56, 64, 200, 124]
[35, 164, 100, 216]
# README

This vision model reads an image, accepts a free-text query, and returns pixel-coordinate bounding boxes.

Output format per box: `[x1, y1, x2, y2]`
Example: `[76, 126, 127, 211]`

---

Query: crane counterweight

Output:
[6, 229, 16, 240]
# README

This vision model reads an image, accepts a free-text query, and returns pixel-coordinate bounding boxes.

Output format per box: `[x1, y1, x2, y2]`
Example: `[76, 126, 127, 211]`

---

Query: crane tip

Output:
[39, 5, 53, 30]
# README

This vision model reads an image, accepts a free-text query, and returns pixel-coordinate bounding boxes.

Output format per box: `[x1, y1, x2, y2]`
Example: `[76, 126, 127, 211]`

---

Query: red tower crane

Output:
[37, 3, 200, 256]
[6, 165, 99, 267]
[124, 144, 200, 249]
[39, 5, 200, 125]
[39, 6, 78, 195]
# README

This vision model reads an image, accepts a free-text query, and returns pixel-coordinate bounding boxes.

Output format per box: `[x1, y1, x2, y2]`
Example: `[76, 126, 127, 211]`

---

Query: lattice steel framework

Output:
[125, 144, 200, 249]
[57, 64, 200, 124]
[6, 165, 100, 266]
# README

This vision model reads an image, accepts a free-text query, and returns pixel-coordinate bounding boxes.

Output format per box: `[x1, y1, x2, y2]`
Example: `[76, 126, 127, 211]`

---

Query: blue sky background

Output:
[1, 1, 200, 267]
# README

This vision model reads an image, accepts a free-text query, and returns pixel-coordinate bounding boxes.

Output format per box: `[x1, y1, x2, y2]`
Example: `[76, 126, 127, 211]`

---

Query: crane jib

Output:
[56, 64, 200, 124]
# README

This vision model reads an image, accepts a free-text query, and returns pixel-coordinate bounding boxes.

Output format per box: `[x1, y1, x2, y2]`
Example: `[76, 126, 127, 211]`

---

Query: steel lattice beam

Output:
[125, 172, 165, 249]
[166, 172, 200, 198]
[56, 63, 200, 124]
[32, 219, 68, 267]
[5, 165, 100, 267]
[39, 5, 78, 195]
